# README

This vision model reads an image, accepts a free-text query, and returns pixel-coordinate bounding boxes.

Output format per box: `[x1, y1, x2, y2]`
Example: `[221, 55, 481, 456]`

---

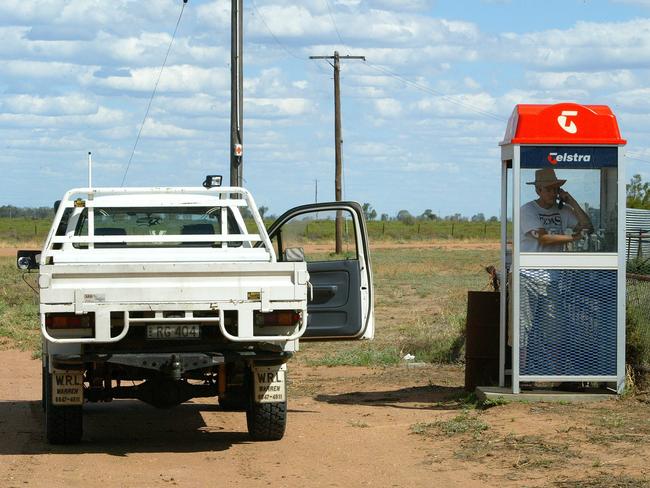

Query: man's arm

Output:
[533, 228, 580, 246]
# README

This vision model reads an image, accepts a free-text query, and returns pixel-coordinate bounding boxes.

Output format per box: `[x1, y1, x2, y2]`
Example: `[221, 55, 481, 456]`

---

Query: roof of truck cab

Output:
[62, 187, 248, 207]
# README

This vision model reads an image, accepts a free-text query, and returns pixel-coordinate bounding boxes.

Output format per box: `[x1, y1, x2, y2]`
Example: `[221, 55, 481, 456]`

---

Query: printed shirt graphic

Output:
[520, 200, 578, 252]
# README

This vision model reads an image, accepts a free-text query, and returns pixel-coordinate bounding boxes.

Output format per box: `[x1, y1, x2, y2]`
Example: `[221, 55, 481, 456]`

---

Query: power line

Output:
[363, 60, 506, 122]
[324, 0, 345, 47]
[250, 0, 306, 61]
[625, 153, 650, 165]
[121, 0, 188, 187]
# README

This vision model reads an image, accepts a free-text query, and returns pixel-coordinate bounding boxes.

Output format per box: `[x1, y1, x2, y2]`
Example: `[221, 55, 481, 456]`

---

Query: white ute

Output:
[17, 181, 373, 444]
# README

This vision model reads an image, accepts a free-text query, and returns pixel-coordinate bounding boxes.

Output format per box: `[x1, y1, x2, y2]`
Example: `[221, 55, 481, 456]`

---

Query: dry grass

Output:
[302, 246, 498, 366]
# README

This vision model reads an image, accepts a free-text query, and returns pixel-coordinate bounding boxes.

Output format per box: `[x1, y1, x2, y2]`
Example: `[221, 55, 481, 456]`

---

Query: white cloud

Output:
[496, 19, 650, 70]
[463, 77, 481, 90]
[525, 70, 638, 90]
[140, 119, 200, 139]
[0, 106, 124, 128]
[87, 65, 230, 93]
[415, 92, 498, 118]
[247, 98, 314, 117]
[151, 95, 227, 117]
[374, 98, 402, 117]
[1, 94, 97, 116]
[369, 0, 433, 11]
[195, 1, 231, 26]
[403, 161, 460, 173]
[611, 88, 650, 112]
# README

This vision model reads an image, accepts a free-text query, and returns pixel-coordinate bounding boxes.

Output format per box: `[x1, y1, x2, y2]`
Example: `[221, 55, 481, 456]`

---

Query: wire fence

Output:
[626, 233, 650, 370]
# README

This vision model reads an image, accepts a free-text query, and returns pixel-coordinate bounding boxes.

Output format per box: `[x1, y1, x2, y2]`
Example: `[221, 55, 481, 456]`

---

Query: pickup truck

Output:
[17, 181, 373, 444]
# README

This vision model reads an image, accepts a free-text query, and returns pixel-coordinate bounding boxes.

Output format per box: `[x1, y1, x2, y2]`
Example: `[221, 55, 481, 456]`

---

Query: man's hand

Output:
[558, 189, 576, 205]
[559, 189, 594, 234]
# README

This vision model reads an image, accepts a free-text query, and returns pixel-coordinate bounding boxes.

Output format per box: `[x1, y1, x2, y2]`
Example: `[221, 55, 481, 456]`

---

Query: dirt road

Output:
[1, 349, 649, 487]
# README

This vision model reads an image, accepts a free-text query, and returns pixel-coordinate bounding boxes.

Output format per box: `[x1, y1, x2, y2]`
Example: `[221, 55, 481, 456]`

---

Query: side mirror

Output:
[17, 250, 41, 271]
[283, 247, 305, 262]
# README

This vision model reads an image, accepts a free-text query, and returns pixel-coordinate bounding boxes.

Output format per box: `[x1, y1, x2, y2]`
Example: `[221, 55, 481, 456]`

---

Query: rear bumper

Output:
[51, 350, 292, 371]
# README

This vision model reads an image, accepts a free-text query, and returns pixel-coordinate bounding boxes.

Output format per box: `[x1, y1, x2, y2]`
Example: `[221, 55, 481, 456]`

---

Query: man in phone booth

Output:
[520, 168, 593, 252]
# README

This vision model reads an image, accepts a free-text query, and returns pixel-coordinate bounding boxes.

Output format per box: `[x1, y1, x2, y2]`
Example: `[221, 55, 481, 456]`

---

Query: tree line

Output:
[361, 203, 498, 224]
[0, 205, 53, 219]
[627, 174, 650, 209]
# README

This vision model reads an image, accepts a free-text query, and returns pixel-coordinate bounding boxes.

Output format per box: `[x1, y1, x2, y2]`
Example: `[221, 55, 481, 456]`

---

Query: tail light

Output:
[46, 313, 94, 329]
[254, 311, 301, 327]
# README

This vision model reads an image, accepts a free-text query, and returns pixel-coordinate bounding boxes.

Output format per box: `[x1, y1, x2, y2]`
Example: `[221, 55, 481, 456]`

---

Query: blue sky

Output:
[2, 0, 650, 218]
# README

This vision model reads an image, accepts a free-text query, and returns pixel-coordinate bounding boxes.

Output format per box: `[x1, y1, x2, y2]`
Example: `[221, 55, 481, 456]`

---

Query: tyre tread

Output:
[246, 401, 287, 441]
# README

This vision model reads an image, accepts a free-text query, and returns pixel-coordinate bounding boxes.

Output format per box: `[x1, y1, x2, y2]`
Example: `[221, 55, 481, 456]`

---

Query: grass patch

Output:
[553, 474, 649, 488]
[347, 419, 370, 428]
[480, 396, 510, 409]
[0, 257, 41, 354]
[0, 217, 50, 247]
[397, 314, 465, 363]
[305, 344, 400, 367]
[411, 410, 489, 437]
[586, 405, 650, 445]
[502, 434, 576, 468]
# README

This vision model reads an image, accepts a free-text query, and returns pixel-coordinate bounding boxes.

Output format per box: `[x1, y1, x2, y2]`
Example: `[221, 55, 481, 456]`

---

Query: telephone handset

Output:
[557, 195, 565, 209]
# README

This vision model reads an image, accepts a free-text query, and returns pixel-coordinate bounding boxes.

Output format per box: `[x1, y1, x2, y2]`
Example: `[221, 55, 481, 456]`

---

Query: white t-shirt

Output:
[520, 200, 578, 252]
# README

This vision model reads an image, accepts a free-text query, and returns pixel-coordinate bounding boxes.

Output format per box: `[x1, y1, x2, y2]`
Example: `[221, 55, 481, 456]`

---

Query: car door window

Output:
[270, 209, 358, 262]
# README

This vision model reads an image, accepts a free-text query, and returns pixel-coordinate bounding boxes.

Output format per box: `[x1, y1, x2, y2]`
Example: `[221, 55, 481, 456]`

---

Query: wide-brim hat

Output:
[526, 168, 566, 187]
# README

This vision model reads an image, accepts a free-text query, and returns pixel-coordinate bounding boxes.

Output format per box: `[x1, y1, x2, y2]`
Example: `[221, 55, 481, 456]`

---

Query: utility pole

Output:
[309, 51, 365, 253]
[314, 179, 318, 203]
[230, 0, 243, 187]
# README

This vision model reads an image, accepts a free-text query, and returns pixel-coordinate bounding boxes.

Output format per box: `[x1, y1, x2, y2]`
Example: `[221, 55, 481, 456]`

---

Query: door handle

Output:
[309, 285, 338, 304]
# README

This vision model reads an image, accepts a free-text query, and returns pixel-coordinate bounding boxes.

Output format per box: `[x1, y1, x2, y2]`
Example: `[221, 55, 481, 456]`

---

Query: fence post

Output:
[627, 234, 631, 261]
[451, 223, 454, 237]
[417, 223, 421, 235]
[382, 222, 385, 235]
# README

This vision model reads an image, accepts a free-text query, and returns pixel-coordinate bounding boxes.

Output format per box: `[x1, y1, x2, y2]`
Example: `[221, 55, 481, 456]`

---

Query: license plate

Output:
[253, 364, 286, 403]
[52, 370, 84, 406]
[146, 324, 201, 340]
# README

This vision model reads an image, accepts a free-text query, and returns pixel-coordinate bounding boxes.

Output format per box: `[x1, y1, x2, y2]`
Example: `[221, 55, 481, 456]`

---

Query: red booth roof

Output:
[500, 103, 626, 146]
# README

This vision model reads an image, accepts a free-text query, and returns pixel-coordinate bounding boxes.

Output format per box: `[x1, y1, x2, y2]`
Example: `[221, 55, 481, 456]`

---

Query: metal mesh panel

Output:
[519, 269, 617, 376]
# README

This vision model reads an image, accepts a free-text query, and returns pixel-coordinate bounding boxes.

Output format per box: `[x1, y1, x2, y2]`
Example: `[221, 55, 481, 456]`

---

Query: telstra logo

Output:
[557, 110, 578, 134]
[547, 152, 592, 165]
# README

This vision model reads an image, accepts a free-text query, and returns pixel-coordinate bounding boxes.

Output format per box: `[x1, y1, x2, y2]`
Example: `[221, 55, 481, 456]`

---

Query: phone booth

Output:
[499, 103, 627, 394]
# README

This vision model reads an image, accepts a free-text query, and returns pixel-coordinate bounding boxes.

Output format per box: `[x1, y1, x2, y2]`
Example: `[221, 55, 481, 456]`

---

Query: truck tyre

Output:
[44, 365, 83, 444]
[246, 400, 287, 441]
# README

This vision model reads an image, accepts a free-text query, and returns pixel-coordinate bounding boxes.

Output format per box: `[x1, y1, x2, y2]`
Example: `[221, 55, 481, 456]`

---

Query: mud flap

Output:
[252, 364, 286, 403]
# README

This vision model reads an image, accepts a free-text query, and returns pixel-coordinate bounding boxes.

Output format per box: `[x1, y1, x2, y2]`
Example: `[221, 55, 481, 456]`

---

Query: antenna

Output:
[88, 152, 93, 189]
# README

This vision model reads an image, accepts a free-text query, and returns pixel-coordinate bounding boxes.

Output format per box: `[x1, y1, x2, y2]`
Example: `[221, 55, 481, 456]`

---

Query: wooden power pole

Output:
[309, 51, 365, 253]
[230, 0, 243, 187]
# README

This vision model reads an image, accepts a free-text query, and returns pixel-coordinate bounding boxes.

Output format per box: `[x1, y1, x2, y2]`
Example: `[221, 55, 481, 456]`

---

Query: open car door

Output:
[267, 202, 374, 340]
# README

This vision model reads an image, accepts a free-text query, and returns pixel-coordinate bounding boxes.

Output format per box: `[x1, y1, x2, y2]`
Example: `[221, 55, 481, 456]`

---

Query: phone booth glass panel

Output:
[519, 147, 618, 254]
